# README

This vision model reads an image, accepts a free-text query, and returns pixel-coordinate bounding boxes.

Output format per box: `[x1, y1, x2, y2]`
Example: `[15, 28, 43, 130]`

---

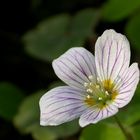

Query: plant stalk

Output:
[114, 115, 133, 140]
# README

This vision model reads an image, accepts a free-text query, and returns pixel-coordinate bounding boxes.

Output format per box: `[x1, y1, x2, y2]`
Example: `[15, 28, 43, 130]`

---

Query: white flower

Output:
[39, 29, 139, 127]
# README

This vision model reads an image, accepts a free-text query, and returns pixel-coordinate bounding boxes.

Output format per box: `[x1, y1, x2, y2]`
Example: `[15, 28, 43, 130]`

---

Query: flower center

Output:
[84, 75, 118, 109]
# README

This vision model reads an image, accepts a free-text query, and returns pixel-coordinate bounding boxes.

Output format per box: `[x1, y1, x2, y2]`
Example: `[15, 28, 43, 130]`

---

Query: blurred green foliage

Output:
[24, 9, 100, 62]
[14, 91, 43, 133]
[0, 0, 140, 140]
[102, 0, 140, 21]
[126, 13, 140, 51]
[133, 125, 140, 140]
[0, 82, 24, 121]
[80, 123, 125, 140]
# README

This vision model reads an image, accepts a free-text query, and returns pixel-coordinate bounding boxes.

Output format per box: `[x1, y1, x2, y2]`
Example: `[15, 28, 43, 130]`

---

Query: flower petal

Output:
[95, 29, 130, 82]
[79, 103, 118, 127]
[52, 47, 96, 90]
[114, 63, 139, 108]
[39, 86, 87, 126]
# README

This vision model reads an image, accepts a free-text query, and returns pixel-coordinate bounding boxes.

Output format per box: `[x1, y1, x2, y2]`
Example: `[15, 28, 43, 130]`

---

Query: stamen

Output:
[84, 82, 89, 87]
[97, 77, 100, 81]
[88, 75, 94, 81]
[97, 77, 102, 82]
[87, 89, 93, 93]
[98, 97, 103, 100]
[87, 95, 91, 99]
[105, 91, 109, 96]
[89, 82, 93, 86]
[84, 77, 118, 107]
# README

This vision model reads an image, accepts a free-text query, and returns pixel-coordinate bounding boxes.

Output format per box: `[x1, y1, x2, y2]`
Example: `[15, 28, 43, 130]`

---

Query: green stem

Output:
[114, 115, 133, 140]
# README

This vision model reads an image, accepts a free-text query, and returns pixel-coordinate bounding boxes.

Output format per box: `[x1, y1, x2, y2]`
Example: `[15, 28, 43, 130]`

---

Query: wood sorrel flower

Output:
[39, 29, 139, 127]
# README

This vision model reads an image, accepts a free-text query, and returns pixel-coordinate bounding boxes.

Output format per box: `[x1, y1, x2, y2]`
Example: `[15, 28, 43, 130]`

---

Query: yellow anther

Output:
[95, 84, 100, 89]
[85, 96, 96, 106]
[103, 79, 114, 91]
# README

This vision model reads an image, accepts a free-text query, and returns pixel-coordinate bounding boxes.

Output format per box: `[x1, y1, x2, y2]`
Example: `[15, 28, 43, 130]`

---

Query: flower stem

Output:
[114, 115, 133, 140]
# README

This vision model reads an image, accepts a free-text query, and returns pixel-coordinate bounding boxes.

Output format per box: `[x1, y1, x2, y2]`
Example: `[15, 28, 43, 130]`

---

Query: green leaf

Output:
[69, 8, 100, 39]
[117, 104, 140, 126]
[131, 85, 140, 104]
[102, 0, 140, 21]
[13, 91, 44, 133]
[0, 82, 24, 121]
[133, 125, 140, 140]
[24, 14, 70, 62]
[24, 9, 100, 62]
[31, 124, 57, 140]
[30, 120, 80, 140]
[80, 122, 125, 140]
[47, 120, 80, 138]
[125, 14, 140, 51]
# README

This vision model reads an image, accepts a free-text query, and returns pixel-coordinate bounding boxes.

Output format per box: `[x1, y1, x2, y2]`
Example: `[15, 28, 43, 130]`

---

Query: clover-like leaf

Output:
[133, 125, 140, 140]
[13, 91, 44, 133]
[125, 14, 140, 51]
[102, 0, 140, 21]
[30, 124, 57, 140]
[24, 9, 100, 62]
[23, 14, 70, 62]
[0, 82, 24, 121]
[80, 122, 125, 140]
